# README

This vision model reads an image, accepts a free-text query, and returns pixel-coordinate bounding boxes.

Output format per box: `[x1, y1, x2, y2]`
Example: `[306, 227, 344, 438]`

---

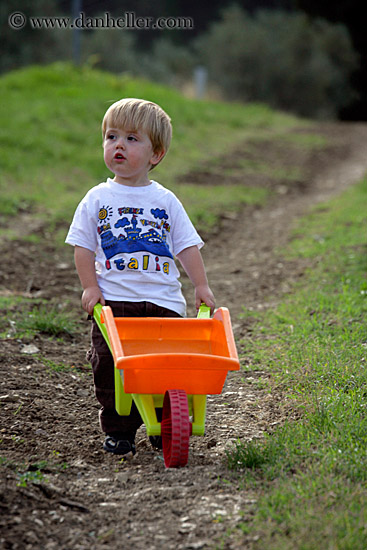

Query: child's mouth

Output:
[114, 153, 125, 160]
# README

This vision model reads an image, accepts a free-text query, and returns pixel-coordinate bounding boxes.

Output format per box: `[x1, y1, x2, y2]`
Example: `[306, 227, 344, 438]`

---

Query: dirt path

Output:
[1, 122, 367, 550]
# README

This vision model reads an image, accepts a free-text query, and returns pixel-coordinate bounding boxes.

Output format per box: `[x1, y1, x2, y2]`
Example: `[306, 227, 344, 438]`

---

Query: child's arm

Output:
[74, 245, 105, 314]
[176, 245, 215, 314]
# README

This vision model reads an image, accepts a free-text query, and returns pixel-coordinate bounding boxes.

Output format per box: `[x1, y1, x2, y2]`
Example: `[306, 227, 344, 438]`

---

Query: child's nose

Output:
[115, 137, 125, 148]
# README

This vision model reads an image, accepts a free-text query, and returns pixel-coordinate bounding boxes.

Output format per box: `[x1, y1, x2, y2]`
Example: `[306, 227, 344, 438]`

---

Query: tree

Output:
[195, 6, 358, 118]
[1, 0, 62, 73]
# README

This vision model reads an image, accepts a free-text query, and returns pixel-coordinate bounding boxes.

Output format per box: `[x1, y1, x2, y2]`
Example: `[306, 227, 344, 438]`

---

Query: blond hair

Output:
[102, 98, 172, 162]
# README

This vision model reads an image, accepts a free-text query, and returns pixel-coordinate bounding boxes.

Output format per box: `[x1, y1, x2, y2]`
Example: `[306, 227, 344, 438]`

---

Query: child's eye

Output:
[127, 135, 138, 142]
[107, 133, 116, 140]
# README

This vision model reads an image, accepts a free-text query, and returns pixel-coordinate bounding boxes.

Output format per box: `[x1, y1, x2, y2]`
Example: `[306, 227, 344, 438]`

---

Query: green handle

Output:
[93, 303, 113, 354]
[197, 303, 211, 319]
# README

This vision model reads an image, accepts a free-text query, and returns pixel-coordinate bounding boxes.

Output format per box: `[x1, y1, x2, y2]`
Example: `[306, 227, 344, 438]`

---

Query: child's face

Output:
[103, 126, 164, 186]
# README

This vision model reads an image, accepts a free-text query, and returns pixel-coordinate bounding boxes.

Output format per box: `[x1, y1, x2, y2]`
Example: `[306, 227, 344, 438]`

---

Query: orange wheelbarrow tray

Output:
[93, 303, 240, 467]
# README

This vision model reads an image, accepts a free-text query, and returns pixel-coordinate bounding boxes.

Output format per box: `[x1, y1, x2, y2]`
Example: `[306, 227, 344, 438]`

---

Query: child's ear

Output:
[151, 149, 165, 166]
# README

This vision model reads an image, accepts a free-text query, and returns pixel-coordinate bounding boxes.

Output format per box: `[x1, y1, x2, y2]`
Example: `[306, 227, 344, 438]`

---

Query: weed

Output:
[42, 357, 79, 375]
[227, 438, 270, 471]
[16, 304, 77, 337]
[10, 435, 25, 444]
[16, 469, 46, 487]
[13, 404, 23, 416]
[97, 529, 115, 542]
[0, 196, 25, 216]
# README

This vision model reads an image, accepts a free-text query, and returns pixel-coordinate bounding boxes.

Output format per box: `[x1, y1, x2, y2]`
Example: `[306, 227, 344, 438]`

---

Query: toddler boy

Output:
[66, 98, 215, 456]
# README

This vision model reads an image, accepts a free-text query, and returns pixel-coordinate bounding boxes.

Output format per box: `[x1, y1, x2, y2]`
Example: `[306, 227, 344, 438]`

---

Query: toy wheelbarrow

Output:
[93, 303, 240, 468]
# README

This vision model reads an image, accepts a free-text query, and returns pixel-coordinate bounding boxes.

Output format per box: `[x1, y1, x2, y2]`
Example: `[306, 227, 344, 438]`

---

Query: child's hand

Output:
[195, 284, 215, 315]
[81, 286, 105, 315]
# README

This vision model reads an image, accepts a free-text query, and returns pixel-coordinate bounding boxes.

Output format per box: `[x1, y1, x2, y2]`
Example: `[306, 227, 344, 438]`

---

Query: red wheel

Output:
[161, 389, 191, 468]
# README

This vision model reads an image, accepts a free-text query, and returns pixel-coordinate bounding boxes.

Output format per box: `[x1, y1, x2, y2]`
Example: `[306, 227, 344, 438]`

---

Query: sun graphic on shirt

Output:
[98, 205, 113, 223]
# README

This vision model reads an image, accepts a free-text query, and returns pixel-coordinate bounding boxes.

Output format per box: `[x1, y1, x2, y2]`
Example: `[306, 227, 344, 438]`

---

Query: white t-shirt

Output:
[65, 178, 203, 316]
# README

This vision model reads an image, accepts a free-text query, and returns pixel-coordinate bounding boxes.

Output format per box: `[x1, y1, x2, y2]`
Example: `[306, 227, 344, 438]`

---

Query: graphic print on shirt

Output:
[97, 206, 173, 273]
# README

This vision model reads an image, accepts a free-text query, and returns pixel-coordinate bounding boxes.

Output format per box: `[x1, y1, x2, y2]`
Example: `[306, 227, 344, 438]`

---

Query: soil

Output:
[1, 121, 367, 550]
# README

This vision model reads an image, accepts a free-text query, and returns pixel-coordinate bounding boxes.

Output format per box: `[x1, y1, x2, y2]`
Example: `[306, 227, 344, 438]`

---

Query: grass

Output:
[16, 304, 78, 337]
[42, 357, 86, 376]
[175, 183, 268, 228]
[227, 177, 367, 548]
[0, 62, 306, 234]
[0, 297, 78, 338]
[228, 158, 303, 181]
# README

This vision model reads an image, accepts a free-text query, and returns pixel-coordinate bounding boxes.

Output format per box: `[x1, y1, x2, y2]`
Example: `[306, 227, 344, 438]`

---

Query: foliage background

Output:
[1, 0, 365, 120]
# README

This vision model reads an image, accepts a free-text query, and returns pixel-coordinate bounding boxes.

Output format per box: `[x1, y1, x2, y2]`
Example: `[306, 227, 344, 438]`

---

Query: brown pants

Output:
[87, 300, 181, 437]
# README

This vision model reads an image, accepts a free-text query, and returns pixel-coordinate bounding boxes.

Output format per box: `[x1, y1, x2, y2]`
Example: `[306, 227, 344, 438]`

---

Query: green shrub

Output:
[195, 6, 358, 118]
[134, 38, 196, 88]
[81, 26, 138, 74]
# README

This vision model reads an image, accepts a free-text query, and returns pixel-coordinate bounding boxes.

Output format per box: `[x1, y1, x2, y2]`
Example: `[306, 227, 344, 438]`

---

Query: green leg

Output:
[191, 395, 207, 436]
[132, 394, 161, 436]
[114, 368, 133, 416]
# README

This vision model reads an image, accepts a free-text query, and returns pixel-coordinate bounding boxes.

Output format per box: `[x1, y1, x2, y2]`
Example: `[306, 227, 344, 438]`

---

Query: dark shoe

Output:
[149, 435, 163, 450]
[103, 434, 136, 456]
